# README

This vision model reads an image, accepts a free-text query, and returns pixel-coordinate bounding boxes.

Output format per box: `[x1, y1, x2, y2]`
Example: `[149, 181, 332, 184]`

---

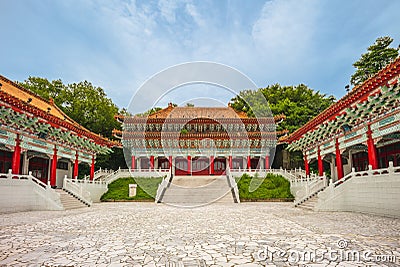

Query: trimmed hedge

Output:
[235, 173, 294, 200]
[100, 177, 163, 201]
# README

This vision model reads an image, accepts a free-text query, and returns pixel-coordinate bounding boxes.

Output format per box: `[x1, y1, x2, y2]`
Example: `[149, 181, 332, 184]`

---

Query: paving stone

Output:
[0, 202, 399, 266]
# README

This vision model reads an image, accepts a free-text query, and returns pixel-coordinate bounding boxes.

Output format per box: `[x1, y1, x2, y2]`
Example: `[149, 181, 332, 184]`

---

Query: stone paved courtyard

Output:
[0, 202, 399, 267]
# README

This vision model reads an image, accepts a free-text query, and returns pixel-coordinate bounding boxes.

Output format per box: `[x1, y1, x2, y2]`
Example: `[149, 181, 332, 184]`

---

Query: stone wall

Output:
[0, 179, 63, 213]
[316, 170, 400, 218]
[79, 183, 108, 203]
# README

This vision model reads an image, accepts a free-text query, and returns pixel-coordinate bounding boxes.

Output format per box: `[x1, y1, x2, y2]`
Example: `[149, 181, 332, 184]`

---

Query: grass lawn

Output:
[235, 173, 294, 201]
[101, 177, 163, 201]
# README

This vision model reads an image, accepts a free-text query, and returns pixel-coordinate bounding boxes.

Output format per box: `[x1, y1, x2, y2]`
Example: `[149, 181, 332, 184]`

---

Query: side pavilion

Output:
[0, 75, 118, 188]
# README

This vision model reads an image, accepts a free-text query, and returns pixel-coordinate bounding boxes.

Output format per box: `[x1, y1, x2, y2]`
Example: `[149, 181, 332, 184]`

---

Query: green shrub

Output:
[101, 177, 163, 201]
[235, 173, 294, 200]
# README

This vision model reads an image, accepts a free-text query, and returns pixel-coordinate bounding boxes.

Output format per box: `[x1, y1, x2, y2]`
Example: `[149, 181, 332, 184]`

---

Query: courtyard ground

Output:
[0, 202, 399, 266]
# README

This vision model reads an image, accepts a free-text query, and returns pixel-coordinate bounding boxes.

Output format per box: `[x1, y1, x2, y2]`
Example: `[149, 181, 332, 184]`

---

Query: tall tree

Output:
[19, 78, 120, 138]
[135, 107, 163, 117]
[62, 81, 120, 138]
[18, 77, 66, 107]
[18, 77, 126, 173]
[351, 36, 399, 86]
[230, 84, 335, 133]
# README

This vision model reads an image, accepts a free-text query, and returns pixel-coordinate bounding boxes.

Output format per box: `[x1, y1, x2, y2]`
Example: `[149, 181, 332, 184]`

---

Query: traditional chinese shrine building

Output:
[0, 75, 116, 187]
[287, 57, 400, 181]
[114, 104, 285, 175]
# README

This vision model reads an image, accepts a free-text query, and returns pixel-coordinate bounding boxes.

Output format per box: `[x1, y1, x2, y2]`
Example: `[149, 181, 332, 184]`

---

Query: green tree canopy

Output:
[18, 77, 67, 107]
[19, 77, 120, 138]
[135, 107, 163, 117]
[18, 77, 126, 172]
[134, 103, 179, 117]
[351, 36, 399, 86]
[62, 81, 120, 137]
[230, 84, 335, 133]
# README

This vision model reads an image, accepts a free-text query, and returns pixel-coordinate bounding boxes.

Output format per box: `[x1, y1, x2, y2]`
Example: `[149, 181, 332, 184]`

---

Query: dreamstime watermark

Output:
[255, 239, 397, 264]
[124, 62, 276, 207]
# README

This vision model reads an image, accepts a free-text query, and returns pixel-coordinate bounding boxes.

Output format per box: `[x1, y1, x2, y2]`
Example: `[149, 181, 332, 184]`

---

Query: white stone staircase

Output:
[295, 194, 319, 210]
[294, 182, 326, 211]
[85, 168, 114, 181]
[159, 175, 236, 206]
[56, 189, 89, 210]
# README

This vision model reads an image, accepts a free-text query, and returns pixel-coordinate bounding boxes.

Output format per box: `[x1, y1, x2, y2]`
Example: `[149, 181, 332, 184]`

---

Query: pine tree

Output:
[350, 36, 399, 86]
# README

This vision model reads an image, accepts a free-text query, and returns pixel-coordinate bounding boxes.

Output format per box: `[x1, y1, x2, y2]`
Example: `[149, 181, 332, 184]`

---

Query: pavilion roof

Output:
[116, 104, 285, 123]
[0, 75, 117, 148]
[287, 56, 400, 143]
[147, 103, 249, 119]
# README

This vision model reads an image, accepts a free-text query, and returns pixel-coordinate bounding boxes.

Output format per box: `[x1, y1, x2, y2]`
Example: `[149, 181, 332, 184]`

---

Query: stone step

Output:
[305, 199, 318, 203]
[163, 187, 231, 194]
[162, 195, 232, 200]
[297, 195, 318, 210]
[160, 176, 235, 205]
[56, 189, 89, 210]
[162, 191, 232, 196]
[298, 205, 313, 210]
[162, 192, 234, 204]
[300, 204, 316, 209]
[171, 176, 229, 187]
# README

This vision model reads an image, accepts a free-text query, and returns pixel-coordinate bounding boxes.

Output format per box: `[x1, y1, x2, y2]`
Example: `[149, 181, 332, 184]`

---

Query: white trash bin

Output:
[129, 184, 137, 197]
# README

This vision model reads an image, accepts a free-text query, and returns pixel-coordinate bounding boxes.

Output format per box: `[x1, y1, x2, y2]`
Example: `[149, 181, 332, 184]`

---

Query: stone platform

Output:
[0, 202, 399, 266]
[161, 176, 234, 206]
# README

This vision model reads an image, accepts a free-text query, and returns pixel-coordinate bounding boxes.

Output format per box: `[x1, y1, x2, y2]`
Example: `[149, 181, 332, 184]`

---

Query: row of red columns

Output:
[304, 154, 310, 177]
[210, 156, 214, 174]
[11, 135, 95, 187]
[11, 135, 21, 175]
[130, 155, 271, 171]
[366, 125, 378, 169]
[304, 125, 378, 179]
[317, 147, 323, 176]
[304, 140, 346, 179]
[335, 138, 344, 179]
[73, 152, 79, 179]
[50, 146, 58, 187]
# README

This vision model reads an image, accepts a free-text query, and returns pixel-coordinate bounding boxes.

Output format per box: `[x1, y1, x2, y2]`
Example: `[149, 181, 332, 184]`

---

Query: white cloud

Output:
[3, 0, 399, 111]
[252, 0, 319, 62]
[185, 2, 205, 27]
[158, 0, 179, 23]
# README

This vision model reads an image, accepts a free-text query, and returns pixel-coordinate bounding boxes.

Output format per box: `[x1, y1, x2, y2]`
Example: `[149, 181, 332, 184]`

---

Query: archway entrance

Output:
[158, 157, 170, 170]
[214, 157, 226, 175]
[29, 157, 49, 184]
[192, 157, 209, 175]
[175, 157, 188, 175]
[0, 150, 12, 173]
[174, 156, 227, 175]
[250, 156, 261, 169]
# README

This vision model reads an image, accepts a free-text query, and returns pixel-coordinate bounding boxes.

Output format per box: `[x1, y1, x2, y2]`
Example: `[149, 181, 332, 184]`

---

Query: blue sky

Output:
[1, 0, 399, 112]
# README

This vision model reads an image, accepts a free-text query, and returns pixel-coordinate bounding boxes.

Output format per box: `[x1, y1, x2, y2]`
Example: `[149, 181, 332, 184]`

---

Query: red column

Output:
[90, 156, 95, 180]
[187, 155, 191, 175]
[11, 135, 21, 174]
[150, 156, 154, 169]
[317, 147, 323, 176]
[228, 156, 232, 169]
[367, 125, 378, 169]
[335, 138, 344, 180]
[73, 152, 79, 179]
[131, 155, 136, 170]
[265, 155, 270, 169]
[304, 154, 310, 177]
[247, 156, 251, 170]
[210, 156, 214, 175]
[50, 146, 57, 188]
[169, 156, 172, 170]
